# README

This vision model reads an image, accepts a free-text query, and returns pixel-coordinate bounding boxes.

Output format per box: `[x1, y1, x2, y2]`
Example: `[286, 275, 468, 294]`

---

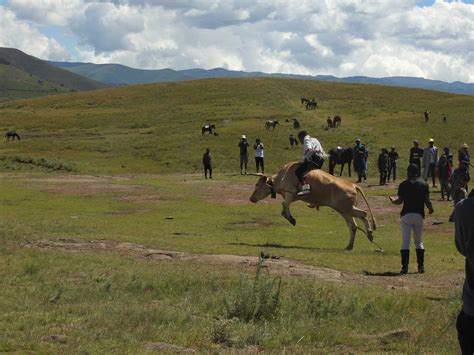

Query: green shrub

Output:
[222, 257, 281, 322]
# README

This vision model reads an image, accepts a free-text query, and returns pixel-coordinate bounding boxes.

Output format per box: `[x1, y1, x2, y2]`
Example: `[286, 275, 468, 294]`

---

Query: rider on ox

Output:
[249, 164, 377, 250]
[295, 130, 326, 196]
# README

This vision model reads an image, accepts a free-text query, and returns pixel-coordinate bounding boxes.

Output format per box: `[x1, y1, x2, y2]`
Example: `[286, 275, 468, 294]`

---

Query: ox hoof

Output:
[345, 245, 354, 251]
[368, 233, 374, 242]
[289, 218, 296, 226]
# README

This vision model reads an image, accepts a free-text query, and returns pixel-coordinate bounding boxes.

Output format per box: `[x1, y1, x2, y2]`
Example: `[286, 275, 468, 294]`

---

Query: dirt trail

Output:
[24, 238, 463, 291]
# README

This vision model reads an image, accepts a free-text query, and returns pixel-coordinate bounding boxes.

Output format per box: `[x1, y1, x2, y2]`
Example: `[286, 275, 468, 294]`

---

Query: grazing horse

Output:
[265, 120, 279, 130]
[201, 124, 216, 135]
[5, 131, 21, 141]
[328, 147, 353, 177]
[333, 115, 342, 127]
[326, 117, 333, 129]
[292, 118, 300, 129]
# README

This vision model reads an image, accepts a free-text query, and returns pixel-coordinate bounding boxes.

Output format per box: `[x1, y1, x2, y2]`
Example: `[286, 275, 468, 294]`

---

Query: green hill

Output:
[0, 77, 473, 175]
[0, 47, 109, 102]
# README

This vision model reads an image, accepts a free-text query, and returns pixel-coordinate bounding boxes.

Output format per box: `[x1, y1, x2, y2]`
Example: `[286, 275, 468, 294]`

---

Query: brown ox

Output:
[249, 162, 377, 250]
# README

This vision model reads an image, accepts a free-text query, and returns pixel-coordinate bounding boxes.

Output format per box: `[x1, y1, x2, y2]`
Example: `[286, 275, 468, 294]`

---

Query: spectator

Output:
[254, 138, 264, 174]
[424, 110, 430, 122]
[454, 189, 474, 354]
[437, 147, 452, 201]
[353, 138, 368, 183]
[388, 145, 399, 182]
[289, 134, 298, 147]
[238, 135, 249, 175]
[389, 164, 434, 274]
[378, 148, 389, 185]
[409, 140, 424, 174]
[202, 148, 212, 179]
[295, 130, 326, 195]
[422, 138, 438, 188]
[459, 143, 471, 183]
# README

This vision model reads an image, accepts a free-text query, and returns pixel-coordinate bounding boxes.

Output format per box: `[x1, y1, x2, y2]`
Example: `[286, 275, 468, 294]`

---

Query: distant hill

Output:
[0, 48, 108, 101]
[50, 60, 474, 96]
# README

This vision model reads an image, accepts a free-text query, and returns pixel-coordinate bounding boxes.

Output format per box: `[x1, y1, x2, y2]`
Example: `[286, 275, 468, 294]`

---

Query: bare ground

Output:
[24, 238, 464, 291]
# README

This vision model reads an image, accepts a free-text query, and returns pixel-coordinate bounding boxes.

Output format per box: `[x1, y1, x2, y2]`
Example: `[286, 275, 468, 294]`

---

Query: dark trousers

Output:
[204, 164, 212, 178]
[388, 162, 396, 181]
[295, 156, 324, 183]
[425, 163, 436, 186]
[457, 310, 474, 354]
[439, 177, 450, 200]
[379, 171, 387, 185]
[255, 157, 264, 173]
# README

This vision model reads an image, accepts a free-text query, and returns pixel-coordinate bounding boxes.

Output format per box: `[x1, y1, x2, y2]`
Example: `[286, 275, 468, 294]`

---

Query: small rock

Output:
[164, 216, 173, 220]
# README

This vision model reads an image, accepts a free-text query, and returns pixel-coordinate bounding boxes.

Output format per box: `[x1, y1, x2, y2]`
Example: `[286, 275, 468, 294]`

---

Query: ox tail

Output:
[355, 185, 377, 231]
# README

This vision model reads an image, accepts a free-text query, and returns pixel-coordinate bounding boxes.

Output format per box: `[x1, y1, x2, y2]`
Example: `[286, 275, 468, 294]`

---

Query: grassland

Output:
[1, 78, 473, 352]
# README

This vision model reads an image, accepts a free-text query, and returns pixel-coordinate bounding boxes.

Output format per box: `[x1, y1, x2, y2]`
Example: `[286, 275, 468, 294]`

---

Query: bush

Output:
[222, 257, 281, 322]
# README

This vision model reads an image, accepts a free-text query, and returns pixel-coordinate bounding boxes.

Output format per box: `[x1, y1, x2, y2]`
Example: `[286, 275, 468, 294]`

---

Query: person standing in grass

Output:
[409, 140, 424, 174]
[202, 148, 212, 179]
[378, 148, 389, 185]
[422, 138, 438, 188]
[353, 138, 368, 183]
[454, 189, 474, 354]
[254, 138, 264, 174]
[437, 147, 452, 201]
[389, 164, 434, 274]
[388, 146, 399, 182]
[238, 135, 249, 175]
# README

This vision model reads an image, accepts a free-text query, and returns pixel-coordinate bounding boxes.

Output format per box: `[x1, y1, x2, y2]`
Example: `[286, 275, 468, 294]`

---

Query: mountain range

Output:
[50, 61, 474, 96]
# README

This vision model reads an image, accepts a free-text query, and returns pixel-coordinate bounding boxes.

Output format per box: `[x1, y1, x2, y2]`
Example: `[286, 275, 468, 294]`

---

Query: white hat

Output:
[241, 135, 247, 139]
[428, 138, 434, 143]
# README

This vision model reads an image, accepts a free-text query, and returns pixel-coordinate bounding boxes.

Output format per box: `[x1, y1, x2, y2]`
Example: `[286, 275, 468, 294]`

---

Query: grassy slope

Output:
[0, 78, 473, 352]
[0, 47, 108, 100]
[1, 77, 473, 175]
[0, 64, 68, 101]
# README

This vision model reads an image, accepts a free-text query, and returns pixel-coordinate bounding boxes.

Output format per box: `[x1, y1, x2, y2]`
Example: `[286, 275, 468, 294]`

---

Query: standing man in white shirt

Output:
[422, 138, 438, 188]
[295, 130, 326, 195]
[254, 138, 265, 174]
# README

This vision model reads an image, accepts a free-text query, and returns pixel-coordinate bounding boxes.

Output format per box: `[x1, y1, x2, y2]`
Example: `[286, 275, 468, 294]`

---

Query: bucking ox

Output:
[249, 162, 377, 250]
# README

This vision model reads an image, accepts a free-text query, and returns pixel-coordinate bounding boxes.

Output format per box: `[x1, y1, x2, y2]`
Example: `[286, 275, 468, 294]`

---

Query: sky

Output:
[0, 0, 473, 83]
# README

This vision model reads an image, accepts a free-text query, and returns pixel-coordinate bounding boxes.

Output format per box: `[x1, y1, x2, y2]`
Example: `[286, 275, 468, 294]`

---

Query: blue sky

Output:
[0, 0, 473, 82]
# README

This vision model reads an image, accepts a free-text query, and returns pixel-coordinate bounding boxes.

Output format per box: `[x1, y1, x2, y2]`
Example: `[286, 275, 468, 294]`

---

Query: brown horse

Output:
[333, 115, 342, 127]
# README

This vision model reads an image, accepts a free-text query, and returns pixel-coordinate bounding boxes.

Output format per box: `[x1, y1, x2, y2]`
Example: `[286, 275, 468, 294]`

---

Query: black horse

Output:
[5, 131, 21, 141]
[328, 147, 353, 177]
[333, 115, 342, 127]
[201, 124, 216, 135]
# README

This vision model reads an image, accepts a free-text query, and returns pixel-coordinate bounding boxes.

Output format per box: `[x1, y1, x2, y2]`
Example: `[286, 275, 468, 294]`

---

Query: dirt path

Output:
[24, 238, 463, 291]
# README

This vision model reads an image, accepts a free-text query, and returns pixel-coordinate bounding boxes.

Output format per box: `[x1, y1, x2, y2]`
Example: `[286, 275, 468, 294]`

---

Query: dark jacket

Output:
[455, 197, 474, 317]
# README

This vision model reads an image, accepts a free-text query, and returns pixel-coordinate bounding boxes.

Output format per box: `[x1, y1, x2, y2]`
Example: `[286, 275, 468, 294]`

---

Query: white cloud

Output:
[0, 6, 69, 60]
[2, 0, 473, 82]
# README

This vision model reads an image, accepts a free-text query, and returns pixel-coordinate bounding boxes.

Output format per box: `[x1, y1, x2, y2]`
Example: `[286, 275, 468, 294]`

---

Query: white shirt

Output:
[255, 143, 264, 158]
[303, 135, 326, 160]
